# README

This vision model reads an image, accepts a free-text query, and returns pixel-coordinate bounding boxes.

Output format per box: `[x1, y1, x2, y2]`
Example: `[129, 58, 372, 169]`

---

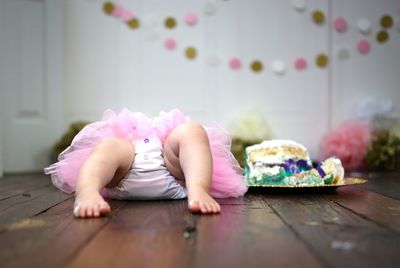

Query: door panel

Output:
[1, 0, 63, 172]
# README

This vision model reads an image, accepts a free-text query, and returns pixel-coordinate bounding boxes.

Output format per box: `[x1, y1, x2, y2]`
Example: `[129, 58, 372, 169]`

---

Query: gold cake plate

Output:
[248, 177, 367, 191]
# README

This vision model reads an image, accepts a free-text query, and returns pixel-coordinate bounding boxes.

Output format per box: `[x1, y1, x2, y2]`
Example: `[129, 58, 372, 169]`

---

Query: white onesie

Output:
[105, 131, 188, 200]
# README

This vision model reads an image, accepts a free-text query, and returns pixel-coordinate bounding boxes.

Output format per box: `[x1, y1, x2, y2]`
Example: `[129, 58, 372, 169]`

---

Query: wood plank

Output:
[0, 184, 58, 212]
[0, 174, 51, 200]
[0, 179, 51, 201]
[0, 173, 44, 184]
[66, 200, 194, 268]
[332, 186, 400, 234]
[0, 199, 125, 268]
[264, 192, 400, 268]
[192, 196, 323, 268]
[0, 184, 71, 230]
[356, 173, 400, 200]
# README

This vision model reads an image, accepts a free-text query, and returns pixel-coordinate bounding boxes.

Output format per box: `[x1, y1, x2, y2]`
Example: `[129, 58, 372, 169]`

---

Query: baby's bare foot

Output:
[188, 187, 220, 214]
[74, 189, 111, 218]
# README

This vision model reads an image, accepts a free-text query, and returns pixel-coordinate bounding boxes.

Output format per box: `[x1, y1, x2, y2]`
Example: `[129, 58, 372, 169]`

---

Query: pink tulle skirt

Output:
[44, 109, 248, 198]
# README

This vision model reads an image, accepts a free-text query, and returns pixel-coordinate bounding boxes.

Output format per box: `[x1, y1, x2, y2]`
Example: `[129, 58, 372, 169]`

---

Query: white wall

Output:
[331, 0, 400, 127]
[64, 0, 400, 158]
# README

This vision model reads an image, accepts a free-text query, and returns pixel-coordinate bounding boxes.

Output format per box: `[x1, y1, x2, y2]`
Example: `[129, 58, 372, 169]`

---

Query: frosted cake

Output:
[244, 140, 344, 186]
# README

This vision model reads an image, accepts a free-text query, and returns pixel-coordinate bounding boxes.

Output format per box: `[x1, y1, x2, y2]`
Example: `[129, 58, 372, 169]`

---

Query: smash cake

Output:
[244, 140, 344, 186]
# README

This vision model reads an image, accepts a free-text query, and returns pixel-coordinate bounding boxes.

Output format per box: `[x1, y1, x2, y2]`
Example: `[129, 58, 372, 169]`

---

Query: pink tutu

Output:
[44, 109, 248, 198]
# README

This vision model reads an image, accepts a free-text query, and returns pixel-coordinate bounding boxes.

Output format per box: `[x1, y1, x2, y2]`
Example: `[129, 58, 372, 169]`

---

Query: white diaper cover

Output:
[105, 131, 188, 200]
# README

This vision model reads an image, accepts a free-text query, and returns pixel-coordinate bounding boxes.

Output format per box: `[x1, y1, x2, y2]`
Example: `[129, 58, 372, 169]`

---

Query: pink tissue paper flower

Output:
[319, 120, 371, 170]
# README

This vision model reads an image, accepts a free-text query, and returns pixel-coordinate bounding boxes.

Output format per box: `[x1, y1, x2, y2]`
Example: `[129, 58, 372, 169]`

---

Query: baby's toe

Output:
[213, 203, 221, 213]
[189, 200, 201, 213]
[200, 202, 209, 214]
[78, 206, 87, 218]
[205, 203, 214, 213]
[99, 202, 111, 215]
[86, 206, 94, 217]
[209, 203, 217, 213]
[73, 204, 80, 218]
[93, 205, 100, 217]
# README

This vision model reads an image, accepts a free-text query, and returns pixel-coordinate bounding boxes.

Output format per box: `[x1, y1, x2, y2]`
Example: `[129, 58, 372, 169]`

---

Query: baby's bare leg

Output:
[75, 138, 135, 218]
[164, 122, 220, 214]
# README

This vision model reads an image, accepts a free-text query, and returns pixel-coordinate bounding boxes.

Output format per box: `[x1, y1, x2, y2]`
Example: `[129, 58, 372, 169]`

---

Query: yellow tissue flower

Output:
[230, 110, 273, 142]
[230, 110, 273, 167]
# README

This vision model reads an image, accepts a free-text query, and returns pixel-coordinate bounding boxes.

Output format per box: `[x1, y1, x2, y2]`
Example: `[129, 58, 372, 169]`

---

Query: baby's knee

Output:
[172, 122, 210, 147]
[176, 122, 206, 136]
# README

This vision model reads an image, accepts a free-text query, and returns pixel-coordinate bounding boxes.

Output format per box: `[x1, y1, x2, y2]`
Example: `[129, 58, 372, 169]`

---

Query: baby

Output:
[45, 109, 247, 218]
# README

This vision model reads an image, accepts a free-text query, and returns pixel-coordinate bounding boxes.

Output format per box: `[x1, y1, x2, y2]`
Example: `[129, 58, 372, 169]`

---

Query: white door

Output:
[0, 0, 64, 173]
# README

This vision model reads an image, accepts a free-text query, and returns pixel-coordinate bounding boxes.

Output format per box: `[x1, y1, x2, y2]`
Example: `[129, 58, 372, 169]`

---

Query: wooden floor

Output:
[1, 173, 400, 268]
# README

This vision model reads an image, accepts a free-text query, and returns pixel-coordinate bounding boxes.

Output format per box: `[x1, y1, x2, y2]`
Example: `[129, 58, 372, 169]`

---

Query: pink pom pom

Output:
[294, 57, 307, 70]
[357, 39, 371, 54]
[333, 17, 348, 32]
[229, 57, 242, 70]
[184, 11, 198, 26]
[112, 4, 124, 17]
[120, 10, 134, 22]
[164, 38, 177, 50]
[319, 120, 371, 170]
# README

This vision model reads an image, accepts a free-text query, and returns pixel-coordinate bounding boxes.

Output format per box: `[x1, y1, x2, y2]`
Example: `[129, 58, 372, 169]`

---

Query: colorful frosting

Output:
[244, 140, 344, 186]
